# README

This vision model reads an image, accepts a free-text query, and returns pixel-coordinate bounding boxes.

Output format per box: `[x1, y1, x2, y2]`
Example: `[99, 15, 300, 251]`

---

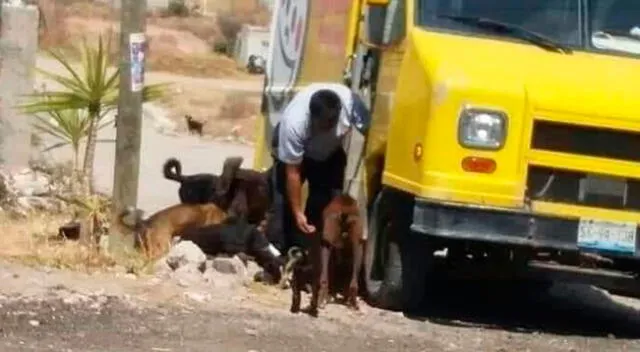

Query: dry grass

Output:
[218, 91, 260, 121]
[0, 211, 147, 274]
[147, 52, 247, 78]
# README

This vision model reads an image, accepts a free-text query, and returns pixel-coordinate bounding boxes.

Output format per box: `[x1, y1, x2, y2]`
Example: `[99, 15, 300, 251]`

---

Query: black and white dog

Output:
[178, 218, 284, 283]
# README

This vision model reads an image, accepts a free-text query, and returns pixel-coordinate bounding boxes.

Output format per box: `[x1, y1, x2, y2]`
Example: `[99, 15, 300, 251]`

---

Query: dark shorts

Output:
[265, 124, 347, 253]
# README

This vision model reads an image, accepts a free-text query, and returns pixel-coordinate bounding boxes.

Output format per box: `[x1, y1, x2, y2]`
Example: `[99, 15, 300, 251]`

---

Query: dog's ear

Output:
[216, 156, 244, 198]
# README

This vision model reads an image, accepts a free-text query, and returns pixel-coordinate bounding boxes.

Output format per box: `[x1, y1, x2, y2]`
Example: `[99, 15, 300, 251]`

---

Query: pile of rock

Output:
[154, 241, 262, 291]
[0, 159, 80, 216]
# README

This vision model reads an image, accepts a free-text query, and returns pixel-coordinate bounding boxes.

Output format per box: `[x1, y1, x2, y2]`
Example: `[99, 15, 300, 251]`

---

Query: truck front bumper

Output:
[410, 199, 640, 259]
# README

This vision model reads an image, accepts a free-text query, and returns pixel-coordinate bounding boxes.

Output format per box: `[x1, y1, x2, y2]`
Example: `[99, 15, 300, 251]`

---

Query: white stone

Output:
[164, 241, 206, 272]
[211, 255, 247, 277]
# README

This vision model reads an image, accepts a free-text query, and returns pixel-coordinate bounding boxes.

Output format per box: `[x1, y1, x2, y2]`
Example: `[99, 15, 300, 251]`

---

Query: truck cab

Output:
[255, 0, 640, 313]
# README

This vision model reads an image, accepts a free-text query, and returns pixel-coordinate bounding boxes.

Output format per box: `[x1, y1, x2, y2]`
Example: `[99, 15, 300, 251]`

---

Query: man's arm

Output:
[285, 163, 304, 215]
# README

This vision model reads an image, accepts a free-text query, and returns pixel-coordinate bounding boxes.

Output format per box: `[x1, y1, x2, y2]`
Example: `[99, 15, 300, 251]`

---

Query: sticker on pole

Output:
[129, 33, 146, 92]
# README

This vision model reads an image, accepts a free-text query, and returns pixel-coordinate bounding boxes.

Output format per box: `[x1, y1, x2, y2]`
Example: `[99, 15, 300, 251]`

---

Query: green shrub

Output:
[167, 0, 189, 17]
[212, 41, 229, 55]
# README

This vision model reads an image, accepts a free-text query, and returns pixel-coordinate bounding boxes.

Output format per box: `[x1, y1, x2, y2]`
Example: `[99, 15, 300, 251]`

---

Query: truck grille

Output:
[526, 166, 640, 211]
[531, 120, 640, 163]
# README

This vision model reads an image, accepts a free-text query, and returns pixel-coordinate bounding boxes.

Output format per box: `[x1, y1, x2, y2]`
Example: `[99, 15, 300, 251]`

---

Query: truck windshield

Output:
[417, 0, 640, 56]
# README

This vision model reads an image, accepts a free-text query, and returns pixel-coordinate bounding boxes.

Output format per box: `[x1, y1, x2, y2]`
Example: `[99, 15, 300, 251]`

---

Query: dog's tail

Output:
[163, 158, 183, 182]
[278, 246, 304, 289]
[215, 156, 244, 198]
[117, 206, 146, 249]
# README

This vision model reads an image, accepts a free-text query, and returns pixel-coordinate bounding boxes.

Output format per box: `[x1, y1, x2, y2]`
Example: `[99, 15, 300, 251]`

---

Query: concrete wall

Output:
[234, 25, 269, 65]
[0, 4, 38, 171]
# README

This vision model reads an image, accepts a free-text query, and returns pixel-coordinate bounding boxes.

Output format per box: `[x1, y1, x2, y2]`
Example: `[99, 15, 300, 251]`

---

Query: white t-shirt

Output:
[277, 83, 356, 164]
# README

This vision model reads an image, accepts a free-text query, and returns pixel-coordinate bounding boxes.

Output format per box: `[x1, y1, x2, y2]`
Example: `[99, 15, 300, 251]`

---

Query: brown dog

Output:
[318, 193, 364, 310]
[287, 193, 364, 316]
[119, 203, 227, 260]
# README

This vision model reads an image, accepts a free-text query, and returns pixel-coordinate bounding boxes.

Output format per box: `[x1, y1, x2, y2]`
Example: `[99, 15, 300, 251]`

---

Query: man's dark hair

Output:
[309, 89, 342, 122]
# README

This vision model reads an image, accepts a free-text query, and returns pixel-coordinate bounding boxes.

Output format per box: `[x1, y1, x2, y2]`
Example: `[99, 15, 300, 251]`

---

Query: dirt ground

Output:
[1, 258, 640, 352]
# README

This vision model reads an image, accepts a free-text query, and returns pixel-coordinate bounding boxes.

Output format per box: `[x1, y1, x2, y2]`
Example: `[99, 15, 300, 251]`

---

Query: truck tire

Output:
[364, 190, 433, 314]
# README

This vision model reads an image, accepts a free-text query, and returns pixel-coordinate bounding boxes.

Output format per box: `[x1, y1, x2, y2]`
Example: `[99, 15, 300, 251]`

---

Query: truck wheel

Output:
[364, 190, 433, 314]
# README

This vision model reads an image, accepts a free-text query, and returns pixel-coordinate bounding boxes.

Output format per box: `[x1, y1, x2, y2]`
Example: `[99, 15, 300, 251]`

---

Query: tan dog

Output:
[119, 203, 227, 260]
[319, 193, 364, 310]
[288, 193, 364, 317]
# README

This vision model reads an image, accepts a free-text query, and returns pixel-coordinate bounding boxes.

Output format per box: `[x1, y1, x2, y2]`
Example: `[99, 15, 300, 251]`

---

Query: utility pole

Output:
[111, 0, 147, 256]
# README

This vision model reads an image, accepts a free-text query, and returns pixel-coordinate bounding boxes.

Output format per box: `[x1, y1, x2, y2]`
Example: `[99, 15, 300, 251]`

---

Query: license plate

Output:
[577, 219, 637, 254]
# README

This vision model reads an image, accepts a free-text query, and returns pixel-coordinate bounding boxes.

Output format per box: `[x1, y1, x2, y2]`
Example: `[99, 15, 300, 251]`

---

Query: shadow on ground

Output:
[411, 279, 640, 339]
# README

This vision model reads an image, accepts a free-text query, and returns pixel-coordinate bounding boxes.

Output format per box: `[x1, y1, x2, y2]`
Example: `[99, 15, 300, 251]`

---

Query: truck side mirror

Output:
[366, 0, 389, 5]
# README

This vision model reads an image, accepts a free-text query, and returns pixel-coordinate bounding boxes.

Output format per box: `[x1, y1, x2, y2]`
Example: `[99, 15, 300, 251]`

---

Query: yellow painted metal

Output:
[252, 111, 270, 171]
[528, 150, 640, 181]
[381, 27, 640, 214]
[345, 0, 364, 60]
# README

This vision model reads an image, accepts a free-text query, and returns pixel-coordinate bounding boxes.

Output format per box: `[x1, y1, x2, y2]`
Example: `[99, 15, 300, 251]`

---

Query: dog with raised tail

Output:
[163, 156, 271, 225]
[163, 157, 219, 204]
[118, 203, 228, 260]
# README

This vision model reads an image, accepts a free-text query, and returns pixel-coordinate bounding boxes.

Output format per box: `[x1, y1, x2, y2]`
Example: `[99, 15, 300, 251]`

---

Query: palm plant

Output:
[18, 33, 169, 193]
[31, 103, 112, 172]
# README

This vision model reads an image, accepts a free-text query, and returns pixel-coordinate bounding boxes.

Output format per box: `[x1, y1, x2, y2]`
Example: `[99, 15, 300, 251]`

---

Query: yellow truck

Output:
[254, 0, 640, 312]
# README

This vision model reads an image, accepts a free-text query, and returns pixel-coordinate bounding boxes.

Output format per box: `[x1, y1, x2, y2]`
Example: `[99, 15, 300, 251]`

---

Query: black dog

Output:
[163, 156, 272, 225]
[287, 243, 322, 317]
[163, 157, 219, 204]
[178, 219, 284, 282]
[185, 114, 205, 135]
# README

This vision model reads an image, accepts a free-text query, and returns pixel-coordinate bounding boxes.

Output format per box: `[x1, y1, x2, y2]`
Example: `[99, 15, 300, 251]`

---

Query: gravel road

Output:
[1, 265, 640, 352]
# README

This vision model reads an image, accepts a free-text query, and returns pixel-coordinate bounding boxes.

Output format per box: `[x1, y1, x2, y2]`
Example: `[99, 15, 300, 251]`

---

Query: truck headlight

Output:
[458, 108, 507, 150]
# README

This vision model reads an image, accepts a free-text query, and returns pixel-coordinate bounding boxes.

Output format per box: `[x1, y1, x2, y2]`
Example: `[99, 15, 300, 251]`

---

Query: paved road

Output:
[35, 57, 264, 93]
[43, 106, 254, 214]
[0, 296, 439, 352]
[35, 56, 258, 214]
[1, 280, 640, 352]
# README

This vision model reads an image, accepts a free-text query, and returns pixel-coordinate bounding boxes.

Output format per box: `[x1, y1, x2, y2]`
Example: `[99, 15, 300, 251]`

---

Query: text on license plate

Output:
[577, 219, 637, 254]
[578, 219, 637, 253]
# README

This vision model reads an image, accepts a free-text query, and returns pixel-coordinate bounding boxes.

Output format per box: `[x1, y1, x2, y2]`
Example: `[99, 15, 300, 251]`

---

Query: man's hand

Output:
[294, 211, 316, 234]
[285, 163, 315, 233]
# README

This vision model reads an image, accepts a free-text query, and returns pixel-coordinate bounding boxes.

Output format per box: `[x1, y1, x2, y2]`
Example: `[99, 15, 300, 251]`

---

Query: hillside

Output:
[37, 0, 270, 78]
